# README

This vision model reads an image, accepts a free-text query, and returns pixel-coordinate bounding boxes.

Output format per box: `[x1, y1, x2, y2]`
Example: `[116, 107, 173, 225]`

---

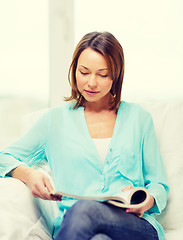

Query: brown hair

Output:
[66, 31, 125, 111]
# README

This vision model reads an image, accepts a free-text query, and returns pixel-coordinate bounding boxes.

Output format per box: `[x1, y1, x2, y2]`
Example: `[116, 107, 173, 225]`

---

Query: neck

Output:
[84, 94, 114, 112]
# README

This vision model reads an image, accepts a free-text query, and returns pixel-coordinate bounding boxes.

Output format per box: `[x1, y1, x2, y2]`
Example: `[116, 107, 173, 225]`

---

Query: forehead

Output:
[77, 48, 108, 69]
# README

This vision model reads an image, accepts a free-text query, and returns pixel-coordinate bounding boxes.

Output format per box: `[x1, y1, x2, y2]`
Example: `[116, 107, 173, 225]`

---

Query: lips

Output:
[84, 90, 100, 95]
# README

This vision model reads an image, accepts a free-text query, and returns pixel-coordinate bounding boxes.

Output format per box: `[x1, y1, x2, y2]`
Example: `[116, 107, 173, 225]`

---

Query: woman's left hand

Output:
[122, 185, 155, 218]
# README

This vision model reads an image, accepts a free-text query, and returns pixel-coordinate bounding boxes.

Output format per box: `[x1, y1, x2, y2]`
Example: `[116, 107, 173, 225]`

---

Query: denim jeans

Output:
[55, 200, 159, 240]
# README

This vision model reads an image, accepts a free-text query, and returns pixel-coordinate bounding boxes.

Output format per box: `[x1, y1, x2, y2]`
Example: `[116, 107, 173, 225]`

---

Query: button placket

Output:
[100, 146, 113, 192]
[100, 171, 107, 192]
[105, 147, 112, 166]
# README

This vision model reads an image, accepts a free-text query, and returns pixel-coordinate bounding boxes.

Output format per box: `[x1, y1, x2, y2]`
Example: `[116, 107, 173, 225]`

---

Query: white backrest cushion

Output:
[0, 178, 52, 239]
[139, 101, 183, 231]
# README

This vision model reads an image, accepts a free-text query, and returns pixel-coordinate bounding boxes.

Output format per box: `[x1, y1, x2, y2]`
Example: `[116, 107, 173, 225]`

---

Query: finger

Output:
[122, 185, 133, 192]
[35, 177, 54, 200]
[125, 208, 143, 217]
[50, 191, 62, 201]
[43, 177, 54, 193]
[42, 189, 54, 200]
[31, 189, 48, 200]
[32, 193, 40, 198]
[33, 190, 61, 201]
[33, 182, 52, 200]
[125, 208, 135, 213]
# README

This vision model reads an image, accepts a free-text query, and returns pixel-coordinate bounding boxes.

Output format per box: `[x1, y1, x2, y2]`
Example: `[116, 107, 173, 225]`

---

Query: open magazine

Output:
[51, 187, 150, 209]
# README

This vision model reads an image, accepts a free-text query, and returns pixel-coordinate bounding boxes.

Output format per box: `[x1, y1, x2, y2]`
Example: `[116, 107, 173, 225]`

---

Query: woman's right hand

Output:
[10, 165, 61, 201]
[26, 168, 61, 201]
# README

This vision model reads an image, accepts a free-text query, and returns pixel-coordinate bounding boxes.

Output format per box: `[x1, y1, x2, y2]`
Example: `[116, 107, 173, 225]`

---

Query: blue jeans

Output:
[55, 200, 159, 240]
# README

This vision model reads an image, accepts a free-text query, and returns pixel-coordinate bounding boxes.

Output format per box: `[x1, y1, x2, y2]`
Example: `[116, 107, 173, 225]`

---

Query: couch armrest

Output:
[0, 177, 58, 240]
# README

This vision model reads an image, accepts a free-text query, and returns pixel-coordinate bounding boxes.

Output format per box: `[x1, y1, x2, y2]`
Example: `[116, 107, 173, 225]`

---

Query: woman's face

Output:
[76, 48, 113, 108]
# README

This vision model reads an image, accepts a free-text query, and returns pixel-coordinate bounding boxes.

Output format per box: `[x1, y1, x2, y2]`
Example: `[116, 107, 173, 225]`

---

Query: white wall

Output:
[49, 0, 74, 107]
[74, 0, 183, 102]
[0, 0, 182, 148]
[0, 0, 49, 101]
[0, 0, 49, 148]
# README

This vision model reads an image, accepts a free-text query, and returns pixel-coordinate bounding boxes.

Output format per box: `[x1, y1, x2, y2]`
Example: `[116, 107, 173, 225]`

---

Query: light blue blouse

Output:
[0, 101, 169, 240]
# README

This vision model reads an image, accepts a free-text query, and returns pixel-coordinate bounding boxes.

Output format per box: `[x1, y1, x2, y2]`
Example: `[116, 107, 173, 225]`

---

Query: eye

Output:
[80, 71, 89, 75]
[99, 74, 108, 78]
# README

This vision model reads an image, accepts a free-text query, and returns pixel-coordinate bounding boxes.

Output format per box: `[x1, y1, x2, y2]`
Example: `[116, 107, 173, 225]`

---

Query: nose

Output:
[88, 74, 97, 88]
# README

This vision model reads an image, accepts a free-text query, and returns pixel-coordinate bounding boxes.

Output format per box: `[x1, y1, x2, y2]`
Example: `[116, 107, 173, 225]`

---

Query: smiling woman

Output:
[0, 31, 168, 240]
[75, 48, 113, 108]
[66, 31, 124, 111]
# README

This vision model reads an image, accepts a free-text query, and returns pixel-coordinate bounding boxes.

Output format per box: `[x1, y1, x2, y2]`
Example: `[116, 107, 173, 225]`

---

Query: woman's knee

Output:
[63, 200, 99, 228]
[66, 200, 98, 217]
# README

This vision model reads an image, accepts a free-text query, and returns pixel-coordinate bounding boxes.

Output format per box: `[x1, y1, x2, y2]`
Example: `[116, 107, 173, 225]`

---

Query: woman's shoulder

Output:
[119, 101, 152, 120]
[48, 101, 81, 116]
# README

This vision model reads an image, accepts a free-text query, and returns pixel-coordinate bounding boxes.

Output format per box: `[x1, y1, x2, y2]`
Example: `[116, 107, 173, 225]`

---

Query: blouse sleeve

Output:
[0, 111, 49, 177]
[142, 115, 169, 215]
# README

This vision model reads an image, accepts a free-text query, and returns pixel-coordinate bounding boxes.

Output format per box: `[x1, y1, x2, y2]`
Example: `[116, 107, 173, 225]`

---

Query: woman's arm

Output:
[0, 111, 49, 178]
[9, 165, 61, 201]
[122, 113, 169, 217]
[1, 111, 61, 201]
[141, 115, 169, 214]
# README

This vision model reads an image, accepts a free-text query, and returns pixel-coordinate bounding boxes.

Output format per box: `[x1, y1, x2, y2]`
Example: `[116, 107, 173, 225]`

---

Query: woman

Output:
[0, 32, 169, 240]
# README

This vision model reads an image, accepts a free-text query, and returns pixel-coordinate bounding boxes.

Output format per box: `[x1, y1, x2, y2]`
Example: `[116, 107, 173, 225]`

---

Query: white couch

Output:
[0, 100, 183, 240]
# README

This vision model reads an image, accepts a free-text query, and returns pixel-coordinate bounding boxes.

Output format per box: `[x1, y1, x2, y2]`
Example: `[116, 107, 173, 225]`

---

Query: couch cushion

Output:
[139, 101, 183, 232]
[0, 177, 52, 239]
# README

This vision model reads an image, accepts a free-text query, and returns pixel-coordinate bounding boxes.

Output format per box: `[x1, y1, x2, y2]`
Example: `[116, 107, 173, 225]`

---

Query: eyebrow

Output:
[79, 65, 108, 71]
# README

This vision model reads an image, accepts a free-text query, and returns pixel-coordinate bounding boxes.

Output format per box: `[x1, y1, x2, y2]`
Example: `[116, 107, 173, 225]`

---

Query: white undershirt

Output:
[93, 138, 111, 165]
